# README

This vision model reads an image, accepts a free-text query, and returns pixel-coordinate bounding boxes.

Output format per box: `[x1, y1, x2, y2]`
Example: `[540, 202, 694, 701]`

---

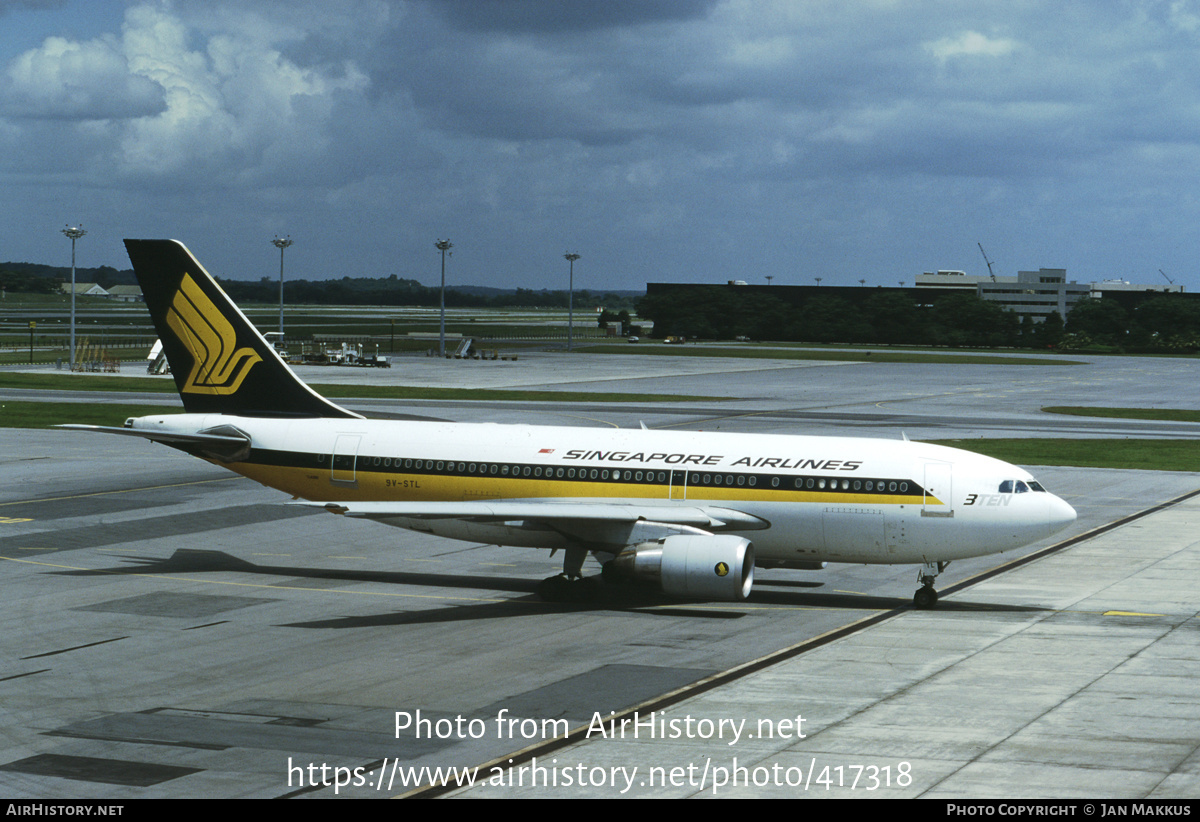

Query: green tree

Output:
[1065, 298, 1128, 346]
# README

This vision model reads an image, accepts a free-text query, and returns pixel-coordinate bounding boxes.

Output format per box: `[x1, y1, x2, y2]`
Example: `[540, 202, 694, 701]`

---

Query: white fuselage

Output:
[129, 412, 1078, 567]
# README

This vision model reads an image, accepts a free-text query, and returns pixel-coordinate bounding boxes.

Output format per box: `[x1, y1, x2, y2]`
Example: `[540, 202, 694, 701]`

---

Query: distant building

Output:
[916, 270, 1017, 290]
[1089, 279, 1184, 298]
[105, 285, 143, 302]
[60, 282, 109, 297]
[977, 269, 1090, 323]
[647, 267, 1197, 334]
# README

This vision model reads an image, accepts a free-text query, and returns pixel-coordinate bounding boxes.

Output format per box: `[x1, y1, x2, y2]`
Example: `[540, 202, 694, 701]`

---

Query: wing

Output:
[297, 499, 769, 549]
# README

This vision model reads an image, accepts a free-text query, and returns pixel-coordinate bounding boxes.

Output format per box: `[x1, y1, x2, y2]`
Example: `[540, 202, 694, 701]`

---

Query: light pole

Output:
[765, 275, 774, 286]
[436, 239, 452, 356]
[564, 252, 580, 351]
[272, 235, 293, 339]
[61, 225, 86, 367]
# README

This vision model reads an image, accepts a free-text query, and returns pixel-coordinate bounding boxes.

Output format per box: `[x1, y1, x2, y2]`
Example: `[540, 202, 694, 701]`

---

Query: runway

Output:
[1, 350, 1198, 798]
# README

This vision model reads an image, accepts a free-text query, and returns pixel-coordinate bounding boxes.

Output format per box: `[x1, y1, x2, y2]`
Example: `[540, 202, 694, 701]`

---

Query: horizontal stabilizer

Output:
[57, 424, 251, 462]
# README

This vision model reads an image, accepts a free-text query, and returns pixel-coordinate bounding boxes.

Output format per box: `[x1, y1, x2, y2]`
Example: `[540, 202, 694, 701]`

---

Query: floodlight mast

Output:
[436, 240, 453, 357]
[564, 252, 580, 352]
[272, 236, 293, 337]
[61, 225, 86, 367]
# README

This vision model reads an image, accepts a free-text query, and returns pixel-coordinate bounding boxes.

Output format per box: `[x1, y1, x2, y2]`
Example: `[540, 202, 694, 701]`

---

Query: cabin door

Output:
[669, 469, 689, 500]
[331, 434, 362, 488]
[922, 462, 953, 517]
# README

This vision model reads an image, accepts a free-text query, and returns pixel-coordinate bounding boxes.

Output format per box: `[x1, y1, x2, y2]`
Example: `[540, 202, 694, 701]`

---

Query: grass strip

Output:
[926, 438, 1200, 472]
[1043, 406, 1200, 423]
[0, 373, 722, 403]
[0, 400, 168, 429]
[581, 345, 1079, 366]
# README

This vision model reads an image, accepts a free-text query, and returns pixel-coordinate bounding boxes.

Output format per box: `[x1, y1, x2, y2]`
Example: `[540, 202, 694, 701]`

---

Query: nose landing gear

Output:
[913, 561, 947, 609]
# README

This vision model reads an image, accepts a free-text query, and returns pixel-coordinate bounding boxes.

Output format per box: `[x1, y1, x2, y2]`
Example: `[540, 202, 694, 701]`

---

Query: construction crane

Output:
[1159, 268, 1175, 285]
[978, 243, 997, 281]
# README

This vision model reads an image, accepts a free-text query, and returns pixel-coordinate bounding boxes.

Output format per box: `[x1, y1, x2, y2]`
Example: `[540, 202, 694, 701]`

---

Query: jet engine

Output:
[609, 534, 754, 601]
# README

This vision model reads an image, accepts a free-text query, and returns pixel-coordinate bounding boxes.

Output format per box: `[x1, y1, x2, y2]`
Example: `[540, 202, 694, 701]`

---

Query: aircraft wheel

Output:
[536, 574, 599, 603]
[913, 586, 938, 609]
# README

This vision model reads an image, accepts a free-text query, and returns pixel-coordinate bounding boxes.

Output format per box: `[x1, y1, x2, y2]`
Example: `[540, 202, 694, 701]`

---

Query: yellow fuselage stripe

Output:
[228, 460, 933, 506]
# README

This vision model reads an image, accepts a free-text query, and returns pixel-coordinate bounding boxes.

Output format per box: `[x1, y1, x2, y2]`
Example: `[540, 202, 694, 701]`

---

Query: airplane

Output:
[63, 239, 1077, 609]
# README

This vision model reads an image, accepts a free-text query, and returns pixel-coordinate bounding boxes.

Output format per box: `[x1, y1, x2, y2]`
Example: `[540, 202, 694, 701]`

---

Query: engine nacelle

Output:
[611, 534, 755, 601]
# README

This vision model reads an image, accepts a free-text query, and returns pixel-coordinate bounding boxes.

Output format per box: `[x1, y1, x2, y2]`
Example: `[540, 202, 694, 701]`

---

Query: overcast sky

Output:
[2, 0, 1200, 292]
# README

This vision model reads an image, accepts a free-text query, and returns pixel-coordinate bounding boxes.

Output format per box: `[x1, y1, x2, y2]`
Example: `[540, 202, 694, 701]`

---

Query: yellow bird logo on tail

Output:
[166, 273, 262, 395]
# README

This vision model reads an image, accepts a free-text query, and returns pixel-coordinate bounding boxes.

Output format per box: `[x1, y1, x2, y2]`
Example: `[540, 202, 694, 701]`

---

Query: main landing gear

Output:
[536, 546, 599, 603]
[913, 561, 947, 609]
[535, 573, 601, 602]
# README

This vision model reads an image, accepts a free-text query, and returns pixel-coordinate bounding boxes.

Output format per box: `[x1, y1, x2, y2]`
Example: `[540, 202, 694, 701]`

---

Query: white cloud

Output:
[114, 4, 369, 179]
[925, 30, 1019, 63]
[0, 33, 164, 119]
[0, 2, 374, 184]
[1169, 0, 1200, 32]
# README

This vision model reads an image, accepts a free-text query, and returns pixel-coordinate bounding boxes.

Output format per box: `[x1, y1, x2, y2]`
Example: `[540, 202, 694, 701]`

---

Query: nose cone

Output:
[1047, 494, 1077, 535]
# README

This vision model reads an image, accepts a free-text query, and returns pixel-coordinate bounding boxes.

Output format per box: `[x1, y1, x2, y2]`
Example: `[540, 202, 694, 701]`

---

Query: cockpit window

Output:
[1014, 480, 1029, 493]
[1028, 481, 1047, 492]
[999, 480, 1014, 493]
[1000, 479, 1042, 494]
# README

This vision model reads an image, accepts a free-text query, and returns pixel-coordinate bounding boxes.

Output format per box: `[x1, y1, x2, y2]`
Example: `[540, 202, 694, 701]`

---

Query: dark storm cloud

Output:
[422, 0, 720, 34]
[8, 1, 1200, 292]
[0, 0, 66, 14]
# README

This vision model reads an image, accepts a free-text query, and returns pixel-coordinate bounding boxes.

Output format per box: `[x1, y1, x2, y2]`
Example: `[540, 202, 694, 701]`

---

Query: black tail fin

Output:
[125, 239, 360, 419]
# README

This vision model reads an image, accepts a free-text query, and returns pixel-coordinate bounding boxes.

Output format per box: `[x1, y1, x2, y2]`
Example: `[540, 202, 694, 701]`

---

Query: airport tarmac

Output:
[1, 350, 1199, 799]
[447, 488, 1200, 798]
